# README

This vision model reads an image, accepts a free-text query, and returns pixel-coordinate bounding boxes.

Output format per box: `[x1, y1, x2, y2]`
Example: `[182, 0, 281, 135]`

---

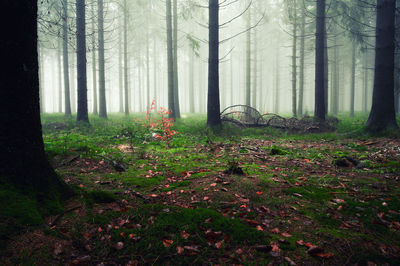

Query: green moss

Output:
[87, 190, 117, 203]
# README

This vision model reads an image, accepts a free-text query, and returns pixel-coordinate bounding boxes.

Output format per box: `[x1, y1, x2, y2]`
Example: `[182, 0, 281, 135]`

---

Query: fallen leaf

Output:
[210, 183, 217, 187]
[256, 191, 263, 195]
[215, 241, 223, 249]
[281, 232, 292, 237]
[176, 246, 184, 254]
[316, 252, 334, 258]
[163, 239, 174, 247]
[270, 227, 280, 234]
[184, 245, 200, 252]
[284, 256, 297, 265]
[181, 231, 190, 239]
[115, 242, 124, 250]
[296, 240, 305, 246]
[270, 243, 281, 257]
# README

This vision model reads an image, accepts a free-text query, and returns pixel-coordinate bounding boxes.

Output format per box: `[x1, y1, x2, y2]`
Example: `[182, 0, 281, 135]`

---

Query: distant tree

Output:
[76, 0, 89, 123]
[366, 0, 399, 132]
[314, 0, 326, 121]
[98, 0, 107, 118]
[166, 0, 176, 120]
[0, 0, 72, 201]
[173, 0, 181, 118]
[207, 0, 221, 127]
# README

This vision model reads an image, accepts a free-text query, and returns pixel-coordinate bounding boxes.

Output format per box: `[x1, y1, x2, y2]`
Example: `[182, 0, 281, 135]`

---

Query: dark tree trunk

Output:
[350, 42, 356, 117]
[91, 5, 98, 115]
[314, 0, 326, 121]
[98, 0, 107, 118]
[291, 0, 297, 117]
[62, 0, 71, 116]
[207, 0, 221, 127]
[366, 0, 399, 132]
[76, 0, 89, 123]
[0, 0, 72, 199]
[298, 3, 305, 116]
[362, 48, 369, 113]
[124, 0, 129, 115]
[166, 0, 175, 119]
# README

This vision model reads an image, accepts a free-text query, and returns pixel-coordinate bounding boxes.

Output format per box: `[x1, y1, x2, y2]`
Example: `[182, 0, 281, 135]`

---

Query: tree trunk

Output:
[207, 0, 221, 127]
[146, 5, 151, 110]
[189, 48, 195, 113]
[166, 0, 175, 119]
[173, 0, 180, 118]
[91, 5, 98, 115]
[245, 8, 251, 107]
[350, 42, 356, 117]
[298, 3, 305, 116]
[362, 48, 369, 113]
[124, 0, 129, 115]
[70, 50, 76, 113]
[38, 45, 45, 113]
[292, 1, 297, 117]
[62, 0, 71, 116]
[0, 0, 72, 200]
[76, 0, 89, 123]
[324, 27, 329, 115]
[119, 14, 123, 113]
[98, 0, 107, 118]
[274, 33, 280, 114]
[252, 26, 258, 109]
[153, 38, 158, 110]
[366, 0, 398, 132]
[331, 27, 339, 115]
[314, 0, 326, 121]
[58, 39, 63, 113]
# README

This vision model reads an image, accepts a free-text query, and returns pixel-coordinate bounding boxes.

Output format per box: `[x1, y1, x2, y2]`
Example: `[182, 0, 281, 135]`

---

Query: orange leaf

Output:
[176, 246, 184, 254]
[316, 252, 334, 258]
[281, 232, 292, 237]
[256, 191, 263, 195]
[296, 240, 305, 246]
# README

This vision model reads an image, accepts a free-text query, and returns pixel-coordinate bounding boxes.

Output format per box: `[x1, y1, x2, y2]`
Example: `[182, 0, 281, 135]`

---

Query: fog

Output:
[37, 0, 377, 116]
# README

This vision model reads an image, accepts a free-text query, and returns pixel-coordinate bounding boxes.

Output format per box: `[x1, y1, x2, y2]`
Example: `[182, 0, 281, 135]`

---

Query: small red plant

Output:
[140, 99, 178, 141]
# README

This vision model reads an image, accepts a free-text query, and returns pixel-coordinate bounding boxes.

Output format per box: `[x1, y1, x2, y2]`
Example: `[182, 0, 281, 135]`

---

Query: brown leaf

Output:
[184, 245, 200, 252]
[296, 240, 305, 246]
[180, 230, 190, 239]
[115, 242, 124, 250]
[315, 252, 334, 258]
[176, 246, 184, 254]
[281, 232, 292, 237]
[270, 243, 281, 257]
[163, 239, 174, 247]
[270, 227, 280, 234]
[215, 241, 223, 249]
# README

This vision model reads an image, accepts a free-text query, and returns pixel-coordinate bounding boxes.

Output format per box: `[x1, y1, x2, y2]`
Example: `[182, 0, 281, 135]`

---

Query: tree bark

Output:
[362, 48, 369, 113]
[76, 0, 89, 123]
[58, 39, 63, 113]
[274, 33, 280, 114]
[298, 2, 305, 116]
[366, 0, 398, 132]
[291, 0, 297, 117]
[0, 0, 72, 199]
[124, 0, 129, 115]
[314, 0, 326, 121]
[245, 8, 251, 107]
[166, 0, 175, 119]
[91, 5, 98, 115]
[98, 0, 107, 118]
[38, 45, 45, 113]
[207, 0, 221, 127]
[173, 0, 180, 118]
[252, 26, 258, 109]
[119, 13, 124, 113]
[350, 42, 356, 117]
[189, 47, 195, 113]
[62, 0, 72, 116]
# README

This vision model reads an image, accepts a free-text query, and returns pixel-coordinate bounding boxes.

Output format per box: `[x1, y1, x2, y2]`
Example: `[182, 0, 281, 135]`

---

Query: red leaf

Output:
[316, 252, 334, 258]
[163, 239, 173, 247]
[176, 246, 184, 254]
[180, 231, 190, 239]
[281, 232, 292, 237]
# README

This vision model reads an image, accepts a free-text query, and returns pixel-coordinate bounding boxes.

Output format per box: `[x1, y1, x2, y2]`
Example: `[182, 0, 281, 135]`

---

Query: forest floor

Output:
[2, 114, 400, 265]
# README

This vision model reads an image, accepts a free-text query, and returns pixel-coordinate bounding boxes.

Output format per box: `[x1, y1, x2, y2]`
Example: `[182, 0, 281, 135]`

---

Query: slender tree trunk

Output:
[245, 8, 251, 107]
[298, 3, 305, 116]
[58, 39, 63, 113]
[166, 0, 175, 119]
[91, 6, 98, 115]
[324, 27, 329, 115]
[153, 38, 158, 109]
[366, 0, 398, 132]
[230, 53, 234, 106]
[119, 15, 123, 113]
[173, 0, 180, 118]
[124, 0, 129, 115]
[98, 0, 107, 118]
[189, 48, 195, 113]
[138, 59, 143, 112]
[292, 1, 297, 117]
[76, 0, 89, 123]
[62, 0, 71, 116]
[331, 28, 339, 115]
[252, 27, 258, 109]
[274, 33, 280, 114]
[350, 42, 356, 117]
[314, 0, 326, 121]
[38, 45, 45, 113]
[146, 5, 151, 110]
[362, 48, 369, 113]
[207, 0, 221, 127]
[70, 50, 76, 113]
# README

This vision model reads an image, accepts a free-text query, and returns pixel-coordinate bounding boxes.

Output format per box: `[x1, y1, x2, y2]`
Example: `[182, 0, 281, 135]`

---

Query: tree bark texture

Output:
[366, 0, 398, 132]
[98, 0, 107, 118]
[314, 0, 326, 121]
[173, 0, 180, 118]
[207, 0, 221, 127]
[166, 0, 175, 119]
[76, 0, 89, 123]
[63, 0, 71, 116]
